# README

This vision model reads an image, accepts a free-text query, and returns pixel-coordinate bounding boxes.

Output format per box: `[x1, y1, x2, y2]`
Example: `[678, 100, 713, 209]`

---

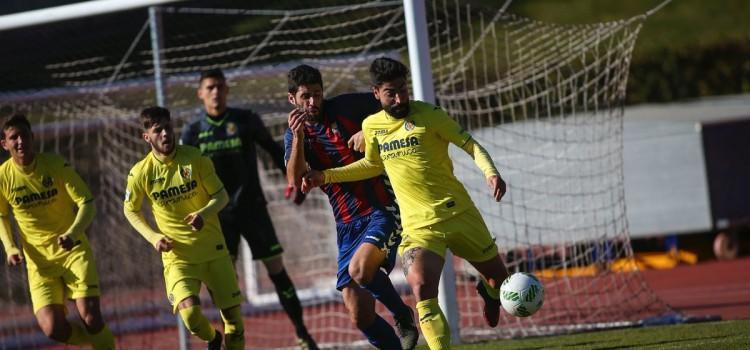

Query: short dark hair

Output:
[287, 65, 323, 94]
[2, 114, 32, 140]
[199, 68, 226, 84]
[140, 106, 171, 130]
[369, 57, 409, 87]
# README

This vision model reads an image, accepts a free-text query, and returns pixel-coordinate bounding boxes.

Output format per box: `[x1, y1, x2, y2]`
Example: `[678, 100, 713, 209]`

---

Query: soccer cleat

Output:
[476, 280, 500, 328]
[296, 332, 319, 350]
[394, 308, 419, 350]
[206, 330, 223, 350]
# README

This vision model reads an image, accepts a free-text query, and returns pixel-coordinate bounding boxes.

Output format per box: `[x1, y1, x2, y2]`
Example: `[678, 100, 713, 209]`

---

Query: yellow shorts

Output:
[399, 206, 498, 262]
[164, 254, 243, 313]
[26, 241, 101, 313]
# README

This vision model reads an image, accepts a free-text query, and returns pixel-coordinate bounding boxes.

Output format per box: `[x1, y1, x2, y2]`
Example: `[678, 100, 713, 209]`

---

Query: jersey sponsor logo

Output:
[150, 180, 198, 201]
[377, 136, 419, 153]
[14, 188, 58, 207]
[41, 176, 53, 188]
[404, 120, 416, 131]
[373, 129, 388, 136]
[198, 137, 242, 154]
[180, 165, 192, 180]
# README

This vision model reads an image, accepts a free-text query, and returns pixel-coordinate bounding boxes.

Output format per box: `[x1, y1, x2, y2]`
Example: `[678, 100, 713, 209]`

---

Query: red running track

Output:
[642, 256, 750, 320]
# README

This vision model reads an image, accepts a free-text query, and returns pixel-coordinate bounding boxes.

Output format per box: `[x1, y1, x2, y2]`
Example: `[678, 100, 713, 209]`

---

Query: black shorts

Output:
[219, 204, 283, 260]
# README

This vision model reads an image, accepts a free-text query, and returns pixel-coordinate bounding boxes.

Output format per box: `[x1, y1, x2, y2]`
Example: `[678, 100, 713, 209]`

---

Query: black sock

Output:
[269, 269, 307, 336]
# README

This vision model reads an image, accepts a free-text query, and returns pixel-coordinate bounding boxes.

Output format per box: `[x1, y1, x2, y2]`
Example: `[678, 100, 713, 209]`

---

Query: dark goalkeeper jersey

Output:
[180, 107, 286, 210]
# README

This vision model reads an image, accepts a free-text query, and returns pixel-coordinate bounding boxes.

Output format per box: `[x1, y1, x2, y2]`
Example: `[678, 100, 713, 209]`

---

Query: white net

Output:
[0, 1, 671, 348]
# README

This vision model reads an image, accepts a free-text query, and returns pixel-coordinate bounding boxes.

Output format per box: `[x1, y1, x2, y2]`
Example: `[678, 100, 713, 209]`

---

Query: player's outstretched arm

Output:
[461, 139, 506, 201]
[0, 215, 23, 266]
[184, 188, 229, 231]
[322, 158, 383, 184]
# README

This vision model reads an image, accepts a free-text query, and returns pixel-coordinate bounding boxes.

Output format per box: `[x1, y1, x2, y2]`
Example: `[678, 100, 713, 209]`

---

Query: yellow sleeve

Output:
[195, 188, 229, 217]
[60, 160, 94, 206]
[123, 167, 165, 246]
[323, 121, 384, 183]
[123, 208, 165, 247]
[198, 156, 224, 196]
[432, 107, 472, 148]
[0, 196, 20, 256]
[460, 139, 500, 178]
[323, 158, 383, 183]
[59, 161, 95, 240]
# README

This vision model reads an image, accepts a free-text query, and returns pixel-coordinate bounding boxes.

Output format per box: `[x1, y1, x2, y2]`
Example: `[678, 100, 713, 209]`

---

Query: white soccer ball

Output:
[499, 272, 544, 317]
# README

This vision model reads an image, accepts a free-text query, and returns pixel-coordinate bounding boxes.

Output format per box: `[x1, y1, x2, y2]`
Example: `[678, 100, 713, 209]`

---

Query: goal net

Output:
[0, 1, 671, 348]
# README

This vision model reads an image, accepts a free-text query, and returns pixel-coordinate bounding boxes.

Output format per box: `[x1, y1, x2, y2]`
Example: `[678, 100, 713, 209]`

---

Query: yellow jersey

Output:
[124, 145, 227, 263]
[358, 101, 494, 230]
[0, 153, 93, 263]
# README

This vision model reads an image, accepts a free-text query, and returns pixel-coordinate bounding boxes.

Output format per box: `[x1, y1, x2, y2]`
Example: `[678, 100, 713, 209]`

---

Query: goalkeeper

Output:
[0, 114, 115, 349]
[180, 68, 317, 349]
[303, 57, 510, 349]
[285, 64, 418, 350]
[124, 107, 244, 350]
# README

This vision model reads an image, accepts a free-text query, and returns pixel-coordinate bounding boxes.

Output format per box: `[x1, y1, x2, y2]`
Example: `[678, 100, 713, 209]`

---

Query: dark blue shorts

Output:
[336, 208, 401, 291]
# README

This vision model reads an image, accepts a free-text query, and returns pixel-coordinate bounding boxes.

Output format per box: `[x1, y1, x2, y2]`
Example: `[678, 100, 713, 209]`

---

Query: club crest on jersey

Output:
[226, 122, 238, 136]
[180, 165, 192, 179]
[41, 176, 53, 188]
[404, 120, 416, 131]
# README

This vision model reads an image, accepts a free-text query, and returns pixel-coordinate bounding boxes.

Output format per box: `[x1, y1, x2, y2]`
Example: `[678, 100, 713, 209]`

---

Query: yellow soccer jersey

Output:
[124, 145, 227, 263]
[0, 153, 93, 263]
[361, 101, 493, 230]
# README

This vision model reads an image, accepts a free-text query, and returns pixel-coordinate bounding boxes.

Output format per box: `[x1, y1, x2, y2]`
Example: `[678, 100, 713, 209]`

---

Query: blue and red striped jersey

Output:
[284, 93, 396, 224]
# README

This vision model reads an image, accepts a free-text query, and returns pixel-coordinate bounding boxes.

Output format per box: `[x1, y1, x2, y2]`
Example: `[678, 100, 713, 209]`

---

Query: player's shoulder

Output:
[412, 101, 449, 123]
[176, 144, 203, 159]
[227, 107, 260, 121]
[36, 153, 68, 168]
[0, 158, 12, 175]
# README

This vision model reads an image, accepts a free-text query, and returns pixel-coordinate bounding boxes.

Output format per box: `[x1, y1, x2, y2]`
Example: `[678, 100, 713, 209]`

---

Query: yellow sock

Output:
[416, 298, 451, 349]
[179, 305, 216, 341]
[65, 322, 91, 345]
[89, 325, 115, 350]
[481, 278, 500, 300]
[220, 306, 245, 350]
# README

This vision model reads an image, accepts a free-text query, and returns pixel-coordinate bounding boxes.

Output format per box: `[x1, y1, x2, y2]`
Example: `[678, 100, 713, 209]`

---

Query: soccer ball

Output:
[499, 272, 544, 317]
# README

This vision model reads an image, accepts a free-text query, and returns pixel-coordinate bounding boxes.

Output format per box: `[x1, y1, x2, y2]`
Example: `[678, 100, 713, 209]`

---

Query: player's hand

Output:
[347, 131, 365, 152]
[284, 184, 306, 205]
[154, 237, 173, 252]
[301, 170, 324, 194]
[288, 108, 306, 139]
[184, 212, 204, 231]
[6, 253, 23, 266]
[487, 175, 506, 202]
[57, 235, 80, 251]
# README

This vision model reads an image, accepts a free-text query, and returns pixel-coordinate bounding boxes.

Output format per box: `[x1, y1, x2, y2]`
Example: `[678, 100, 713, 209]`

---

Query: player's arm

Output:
[304, 125, 384, 191]
[0, 196, 23, 266]
[251, 112, 287, 173]
[122, 170, 171, 252]
[58, 160, 96, 250]
[183, 155, 229, 231]
[285, 109, 308, 187]
[434, 108, 506, 201]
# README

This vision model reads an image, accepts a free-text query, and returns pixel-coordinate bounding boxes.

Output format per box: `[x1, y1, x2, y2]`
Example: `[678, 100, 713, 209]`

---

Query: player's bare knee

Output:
[177, 296, 200, 310]
[40, 320, 69, 341]
[348, 263, 374, 286]
[81, 312, 104, 334]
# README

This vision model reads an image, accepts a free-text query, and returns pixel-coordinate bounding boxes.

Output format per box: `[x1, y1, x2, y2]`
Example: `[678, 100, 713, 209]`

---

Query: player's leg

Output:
[204, 255, 245, 350]
[35, 304, 91, 345]
[29, 261, 90, 345]
[399, 226, 451, 350]
[348, 210, 417, 349]
[245, 205, 315, 348]
[218, 210, 242, 263]
[75, 297, 115, 350]
[342, 282, 401, 349]
[68, 244, 115, 349]
[446, 206, 508, 328]
[166, 262, 220, 346]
